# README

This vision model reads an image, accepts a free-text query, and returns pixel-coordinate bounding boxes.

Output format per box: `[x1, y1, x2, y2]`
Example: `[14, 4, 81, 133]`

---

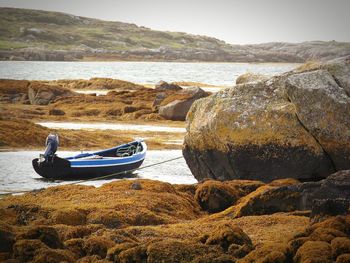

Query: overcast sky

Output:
[0, 0, 349, 44]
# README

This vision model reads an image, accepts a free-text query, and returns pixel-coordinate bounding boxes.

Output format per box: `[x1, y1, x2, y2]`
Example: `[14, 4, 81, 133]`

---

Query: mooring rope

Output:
[0, 156, 184, 196]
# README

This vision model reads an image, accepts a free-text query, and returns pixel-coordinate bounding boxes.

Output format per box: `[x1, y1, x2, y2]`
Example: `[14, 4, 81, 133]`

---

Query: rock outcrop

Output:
[159, 87, 208, 120]
[28, 82, 77, 105]
[154, 81, 182, 91]
[183, 56, 350, 182]
[0, 79, 78, 105]
[226, 170, 350, 218]
[0, 79, 30, 103]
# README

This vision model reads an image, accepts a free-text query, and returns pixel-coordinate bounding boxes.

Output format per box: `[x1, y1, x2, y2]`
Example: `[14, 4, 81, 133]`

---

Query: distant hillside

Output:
[0, 7, 349, 62]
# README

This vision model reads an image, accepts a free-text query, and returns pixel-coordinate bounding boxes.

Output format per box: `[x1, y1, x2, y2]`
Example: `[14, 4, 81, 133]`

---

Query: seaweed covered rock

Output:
[286, 216, 350, 263]
[194, 179, 263, 213]
[51, 208, 86, 226]
[294, 241, 333, 263]
[204, 223, 253, 252]
[159, 87, 208, 120]
[28, 81, 77, 105]
[0, 79, 30, 103]
[19, 225, 63, 248]
[195, 180, 241, 213]
[83, 236, 115, 258]
[147, 240, 229, 263]
[183, 56, 350, 182]
[32, 248, 76, 263]
[231, 171, 350, 217]
[238, 243, 289, 263]
[13, 239, 49, 262]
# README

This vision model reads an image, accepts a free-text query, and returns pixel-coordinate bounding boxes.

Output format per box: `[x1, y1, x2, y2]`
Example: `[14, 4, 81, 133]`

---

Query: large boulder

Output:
[159, 87, 208, 121]
[28, 82, 77, 105]
[183, 56, 350, 182]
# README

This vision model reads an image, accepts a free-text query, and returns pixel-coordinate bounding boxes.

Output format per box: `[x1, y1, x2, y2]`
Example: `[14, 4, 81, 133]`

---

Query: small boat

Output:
[32, 134, 147, 180]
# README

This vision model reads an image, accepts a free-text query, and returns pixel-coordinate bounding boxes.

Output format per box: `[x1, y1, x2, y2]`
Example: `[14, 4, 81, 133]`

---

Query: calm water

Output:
[37, 122, 186, 133]
[0, 150, 195, 195]
[0, 61, 298, 85]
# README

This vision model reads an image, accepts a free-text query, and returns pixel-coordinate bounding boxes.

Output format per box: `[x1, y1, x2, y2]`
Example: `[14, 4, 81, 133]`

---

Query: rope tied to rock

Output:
[0, 156, 184, 196]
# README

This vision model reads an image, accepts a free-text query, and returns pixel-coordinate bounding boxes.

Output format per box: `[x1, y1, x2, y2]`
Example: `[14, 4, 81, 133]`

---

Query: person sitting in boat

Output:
[43, 133, 59, 162]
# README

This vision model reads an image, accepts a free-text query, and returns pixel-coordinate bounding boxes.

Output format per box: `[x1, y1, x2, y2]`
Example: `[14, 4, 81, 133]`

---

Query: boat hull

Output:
[32, 156, 145, 180]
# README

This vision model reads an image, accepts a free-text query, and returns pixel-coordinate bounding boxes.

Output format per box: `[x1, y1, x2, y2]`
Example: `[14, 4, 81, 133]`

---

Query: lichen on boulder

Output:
[183, 56, 350, 182]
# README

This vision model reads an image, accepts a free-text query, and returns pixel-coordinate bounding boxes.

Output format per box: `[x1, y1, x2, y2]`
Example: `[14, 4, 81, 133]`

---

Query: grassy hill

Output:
[0, 7, 349, 62]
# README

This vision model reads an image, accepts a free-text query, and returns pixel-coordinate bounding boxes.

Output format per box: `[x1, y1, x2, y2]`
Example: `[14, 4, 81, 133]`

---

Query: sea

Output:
[0, 61, 299, 194]
[0, 61, 298, 85]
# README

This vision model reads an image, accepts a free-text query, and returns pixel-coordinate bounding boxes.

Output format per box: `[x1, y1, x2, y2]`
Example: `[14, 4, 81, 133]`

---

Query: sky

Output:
[0, 0, 349, 45]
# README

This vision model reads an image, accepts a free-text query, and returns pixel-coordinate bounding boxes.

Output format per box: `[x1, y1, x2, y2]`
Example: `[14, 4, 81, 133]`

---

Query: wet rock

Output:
[311, 198, 350, 223]
[159, 87, 208, 120]
[236, 72, 269, 84]
[183, 56, 350, 182]
[0, 225, 15, 252]
[28, 82, 77, 105]
[154, 80, 182, 91]
[48, 108, 65, 115]
[232, 171, 350, 217]
[130, 181, 142, 190]
[194, 180, 240, 213]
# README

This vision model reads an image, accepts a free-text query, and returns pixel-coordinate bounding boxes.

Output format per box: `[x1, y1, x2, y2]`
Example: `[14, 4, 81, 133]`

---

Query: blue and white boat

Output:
[32, 135, 147, 180]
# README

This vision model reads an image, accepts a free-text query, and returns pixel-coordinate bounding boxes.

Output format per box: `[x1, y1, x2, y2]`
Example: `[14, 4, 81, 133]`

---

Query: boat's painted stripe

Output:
[69, 152, 146, 167]
[70, 158, 144, 168]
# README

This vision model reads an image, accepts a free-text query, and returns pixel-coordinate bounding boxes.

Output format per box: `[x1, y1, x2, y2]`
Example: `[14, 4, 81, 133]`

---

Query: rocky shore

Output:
[0, 78, 208, 150]
[0, 172, 349, 262]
